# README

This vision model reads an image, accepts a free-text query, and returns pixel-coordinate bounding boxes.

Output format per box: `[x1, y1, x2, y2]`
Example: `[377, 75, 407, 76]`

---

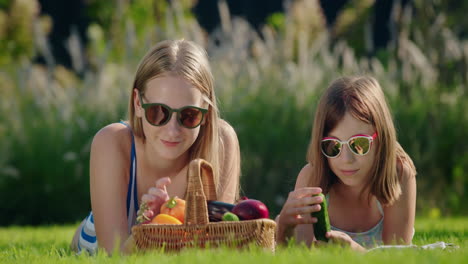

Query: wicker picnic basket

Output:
[131, 158, 277, 252]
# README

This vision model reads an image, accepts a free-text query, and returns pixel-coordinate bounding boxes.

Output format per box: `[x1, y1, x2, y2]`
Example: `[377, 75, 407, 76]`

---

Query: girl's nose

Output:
[340, 143, 355, 164]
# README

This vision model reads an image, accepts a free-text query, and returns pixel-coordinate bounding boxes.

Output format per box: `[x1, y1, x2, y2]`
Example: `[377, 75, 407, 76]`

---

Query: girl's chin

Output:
[336, 176, 364, 188]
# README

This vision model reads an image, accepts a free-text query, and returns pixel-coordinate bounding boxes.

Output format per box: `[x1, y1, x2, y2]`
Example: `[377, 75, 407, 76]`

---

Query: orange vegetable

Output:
[160, 196, 186, 223]
[150, 214, 183, 225]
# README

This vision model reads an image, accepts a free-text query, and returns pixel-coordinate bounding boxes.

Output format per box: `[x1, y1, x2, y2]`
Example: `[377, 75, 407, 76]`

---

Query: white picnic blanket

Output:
[367, 241, 459, 252]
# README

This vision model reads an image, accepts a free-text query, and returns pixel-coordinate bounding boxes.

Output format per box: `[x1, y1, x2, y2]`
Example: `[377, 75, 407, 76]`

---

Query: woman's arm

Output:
[217, 119, 241, 203]
[382, 162, 417, 244]
[90, 123, 132, 254]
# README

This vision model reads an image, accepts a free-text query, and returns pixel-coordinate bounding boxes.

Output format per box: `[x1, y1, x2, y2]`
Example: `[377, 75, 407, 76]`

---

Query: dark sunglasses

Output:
[321, 132, 377, 158]
[138, 91, 208, 129]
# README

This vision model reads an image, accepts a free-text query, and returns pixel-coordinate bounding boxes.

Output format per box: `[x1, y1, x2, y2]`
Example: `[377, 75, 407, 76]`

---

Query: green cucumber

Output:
[311, 193, 331, 242]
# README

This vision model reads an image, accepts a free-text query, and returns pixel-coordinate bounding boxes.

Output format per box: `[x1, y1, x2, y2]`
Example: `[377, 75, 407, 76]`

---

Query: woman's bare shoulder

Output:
[92, 122, 133, 159]
[218, 119, 240, 155]
[216, 119, 240, 203]
[219, 119, 238, 140]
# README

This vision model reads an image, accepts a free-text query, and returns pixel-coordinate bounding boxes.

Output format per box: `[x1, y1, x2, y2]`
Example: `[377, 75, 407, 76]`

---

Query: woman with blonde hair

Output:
[71, 39, 241, 254]
[277, 76, 416, 251]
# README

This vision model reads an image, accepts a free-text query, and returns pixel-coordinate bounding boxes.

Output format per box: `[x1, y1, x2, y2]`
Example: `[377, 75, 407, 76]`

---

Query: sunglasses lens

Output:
[179, 107, 204, 128]
[146, 105, 170, 125]
[321, 140, 342, 157]
[349, 137, 371, 155]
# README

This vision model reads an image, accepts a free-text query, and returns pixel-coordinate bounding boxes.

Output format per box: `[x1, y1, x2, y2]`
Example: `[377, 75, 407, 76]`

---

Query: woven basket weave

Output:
[132, 158, 276, 252]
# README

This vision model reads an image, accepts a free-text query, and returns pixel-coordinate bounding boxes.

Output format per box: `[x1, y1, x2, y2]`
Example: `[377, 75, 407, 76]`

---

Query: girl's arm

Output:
[90, 124, 132, 254]
[277, 164, 322, 245]
[217, 119, 241, 204]
[382, 162, 417, 244]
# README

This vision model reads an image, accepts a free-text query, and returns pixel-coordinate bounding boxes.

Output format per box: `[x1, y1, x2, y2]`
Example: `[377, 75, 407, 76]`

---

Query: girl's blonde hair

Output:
[306, 76, 416, 205]
[128, 39, 222, 190]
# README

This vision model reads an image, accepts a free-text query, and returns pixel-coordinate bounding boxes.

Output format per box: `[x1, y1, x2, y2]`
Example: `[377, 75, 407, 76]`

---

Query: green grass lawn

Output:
[0, 217, 466, 263]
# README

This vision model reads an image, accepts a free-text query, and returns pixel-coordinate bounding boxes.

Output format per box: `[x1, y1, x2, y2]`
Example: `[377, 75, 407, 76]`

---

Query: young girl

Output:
[70, 39, 241, 254]
[276, 76, 416, 251]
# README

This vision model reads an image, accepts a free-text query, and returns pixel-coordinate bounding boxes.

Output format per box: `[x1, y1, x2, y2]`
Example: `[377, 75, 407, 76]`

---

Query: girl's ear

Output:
[134, 88, 143, 118]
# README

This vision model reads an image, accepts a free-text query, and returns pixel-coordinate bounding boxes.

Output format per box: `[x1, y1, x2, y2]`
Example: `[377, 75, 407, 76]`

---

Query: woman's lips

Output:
[340, 169, 359, 176]
[161, 139, 180, 147]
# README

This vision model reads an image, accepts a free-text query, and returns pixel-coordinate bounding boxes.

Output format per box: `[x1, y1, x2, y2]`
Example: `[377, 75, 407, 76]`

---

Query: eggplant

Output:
[207, 201, 235, 222]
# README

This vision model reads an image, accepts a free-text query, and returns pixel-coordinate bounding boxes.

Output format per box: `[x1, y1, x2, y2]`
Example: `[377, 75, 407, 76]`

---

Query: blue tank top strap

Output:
[119, 121, 139, 230]
[376, 200, 384, 216]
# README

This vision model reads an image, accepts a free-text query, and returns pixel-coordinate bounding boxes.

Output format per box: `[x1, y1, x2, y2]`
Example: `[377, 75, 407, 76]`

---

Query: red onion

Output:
[232, 199, 269, 220]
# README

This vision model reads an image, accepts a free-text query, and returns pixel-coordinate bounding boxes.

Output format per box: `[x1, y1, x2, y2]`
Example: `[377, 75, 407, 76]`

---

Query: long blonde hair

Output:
[128, 39, 222, 189]
[306, 76, 416, 205]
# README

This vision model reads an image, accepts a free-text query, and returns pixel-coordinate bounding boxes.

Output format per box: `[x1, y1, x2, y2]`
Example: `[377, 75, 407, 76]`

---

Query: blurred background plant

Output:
[0, 0, 466, 225]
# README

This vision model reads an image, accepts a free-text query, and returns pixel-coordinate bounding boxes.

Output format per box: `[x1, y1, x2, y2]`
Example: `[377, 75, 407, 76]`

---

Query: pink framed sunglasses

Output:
[321, 132, 378, 158]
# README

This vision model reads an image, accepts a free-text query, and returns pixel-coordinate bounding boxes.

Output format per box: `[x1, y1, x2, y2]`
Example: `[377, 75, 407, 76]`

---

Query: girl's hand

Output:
[137, 177, 171, 221]
[326, 231, 366, 252]
[277, 187, 323, 242]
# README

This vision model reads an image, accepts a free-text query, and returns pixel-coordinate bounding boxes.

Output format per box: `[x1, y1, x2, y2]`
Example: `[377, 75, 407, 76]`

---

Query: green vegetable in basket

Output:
[222, 212, 240, 221]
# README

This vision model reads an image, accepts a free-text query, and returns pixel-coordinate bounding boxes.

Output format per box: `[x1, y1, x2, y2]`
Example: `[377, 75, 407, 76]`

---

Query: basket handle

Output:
[184, 158, 218, 225]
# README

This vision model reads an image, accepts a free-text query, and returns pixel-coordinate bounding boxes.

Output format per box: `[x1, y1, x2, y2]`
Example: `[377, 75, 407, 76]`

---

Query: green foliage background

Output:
[0, 0, 467, 225]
